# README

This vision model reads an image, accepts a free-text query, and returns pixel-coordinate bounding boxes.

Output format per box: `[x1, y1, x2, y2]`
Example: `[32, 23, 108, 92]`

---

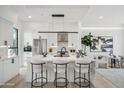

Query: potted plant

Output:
[81, 32, 93, 55]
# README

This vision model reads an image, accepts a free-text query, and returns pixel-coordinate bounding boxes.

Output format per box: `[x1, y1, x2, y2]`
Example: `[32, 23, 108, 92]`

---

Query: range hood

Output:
[57, 33, 68, 42]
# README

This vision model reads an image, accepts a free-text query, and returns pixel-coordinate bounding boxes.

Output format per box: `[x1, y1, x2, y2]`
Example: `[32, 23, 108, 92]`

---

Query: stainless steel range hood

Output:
[57, 33, 68, 42]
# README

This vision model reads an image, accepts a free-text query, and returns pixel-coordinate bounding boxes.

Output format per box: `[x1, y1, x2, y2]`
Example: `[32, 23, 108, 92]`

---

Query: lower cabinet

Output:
[0, 62, 4, 85]
[0, 57, 19, 85]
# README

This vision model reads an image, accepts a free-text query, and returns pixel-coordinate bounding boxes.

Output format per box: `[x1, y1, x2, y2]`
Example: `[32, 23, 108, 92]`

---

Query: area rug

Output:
[97, 69, 124, 88]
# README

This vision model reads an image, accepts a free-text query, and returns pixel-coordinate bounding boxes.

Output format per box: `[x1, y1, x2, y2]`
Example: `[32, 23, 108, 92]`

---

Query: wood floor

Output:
[1, 68, 123, 88]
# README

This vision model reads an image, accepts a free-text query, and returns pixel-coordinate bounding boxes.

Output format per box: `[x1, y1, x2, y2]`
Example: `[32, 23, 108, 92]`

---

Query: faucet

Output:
[60, 47, 67, 57]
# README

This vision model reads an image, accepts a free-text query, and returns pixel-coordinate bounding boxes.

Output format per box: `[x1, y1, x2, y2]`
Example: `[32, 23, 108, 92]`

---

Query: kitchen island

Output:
[26, 54, 96, 83]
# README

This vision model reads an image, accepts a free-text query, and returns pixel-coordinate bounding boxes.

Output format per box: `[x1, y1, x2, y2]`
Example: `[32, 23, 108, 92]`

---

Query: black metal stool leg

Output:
[31, 64, 33, 88]
[74, 62, 92, 88]
[55, 72, 57, 88]
[31, 63, 48, 88]
[79, 64, 81, 88]
[56, 64, 57, 88]
[74, 69, 75, 84]
[35, 73, 37, 83]
[46, 70, 48, 83]
[65, 64, 67, 88]
[84, 73, 85, 83]
[54, 63, 69, 88]
[88, 65, 91, 88]
[41, 64, 43, 88]
[88, 72, 90, 88]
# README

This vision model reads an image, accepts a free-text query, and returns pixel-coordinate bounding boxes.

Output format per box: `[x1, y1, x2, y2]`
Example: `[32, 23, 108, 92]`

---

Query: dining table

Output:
[109, 56, 119, 68]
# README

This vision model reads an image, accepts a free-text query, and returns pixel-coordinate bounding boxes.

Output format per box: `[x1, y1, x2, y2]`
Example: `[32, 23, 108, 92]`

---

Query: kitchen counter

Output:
[0, 55, 18, 62]
[26, 54, 96, 83]
[27, 54, 94, 62]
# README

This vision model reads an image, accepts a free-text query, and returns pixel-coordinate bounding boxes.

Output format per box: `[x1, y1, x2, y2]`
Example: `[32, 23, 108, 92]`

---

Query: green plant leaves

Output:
[81, 33, 93, 46]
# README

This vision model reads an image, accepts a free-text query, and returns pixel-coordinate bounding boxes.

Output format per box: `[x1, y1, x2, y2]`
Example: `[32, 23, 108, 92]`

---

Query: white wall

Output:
[78, 27, 124, 56]
[0, 6, 23, 67]
[22, 21, 78, 32]
[22, 21, 124, 57]
[22, 21, 79, 55]
[0, 6, 18, 24]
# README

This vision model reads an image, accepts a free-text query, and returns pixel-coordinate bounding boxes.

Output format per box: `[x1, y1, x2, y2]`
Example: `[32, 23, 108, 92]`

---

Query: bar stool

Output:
[53, 60, 69, 88]
[31, 61, 48, 88]
[74, 59, 94, 88]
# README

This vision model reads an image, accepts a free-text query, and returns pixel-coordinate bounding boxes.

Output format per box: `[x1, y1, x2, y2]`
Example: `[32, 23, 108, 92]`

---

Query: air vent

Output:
[52, 14, 64, 17]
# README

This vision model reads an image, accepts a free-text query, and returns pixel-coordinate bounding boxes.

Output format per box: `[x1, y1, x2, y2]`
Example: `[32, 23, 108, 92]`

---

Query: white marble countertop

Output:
[28, 54, 94, 64]
[0, 55, 18, 62]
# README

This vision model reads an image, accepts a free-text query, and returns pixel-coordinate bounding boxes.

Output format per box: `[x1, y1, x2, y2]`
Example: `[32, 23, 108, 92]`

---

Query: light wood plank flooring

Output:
[2, 68, 124, 88]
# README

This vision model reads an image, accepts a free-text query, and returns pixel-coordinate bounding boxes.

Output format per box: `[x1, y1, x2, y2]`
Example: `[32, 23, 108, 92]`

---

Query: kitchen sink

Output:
[54, 54, 70, 57]
[54, 47, 70, 57]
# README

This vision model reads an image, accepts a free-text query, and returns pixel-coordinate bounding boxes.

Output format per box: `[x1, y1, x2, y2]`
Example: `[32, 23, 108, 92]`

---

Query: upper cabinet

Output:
[32, 33, 57, 46]
[0, 17, 13, 46]
[47, 33, 57, 46]
[68, 33, 78, 47]
[33, 33, 48, 39]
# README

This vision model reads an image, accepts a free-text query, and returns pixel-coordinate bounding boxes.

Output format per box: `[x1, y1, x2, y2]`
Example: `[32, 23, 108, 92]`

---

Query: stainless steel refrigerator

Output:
[33, 38, 47, 55]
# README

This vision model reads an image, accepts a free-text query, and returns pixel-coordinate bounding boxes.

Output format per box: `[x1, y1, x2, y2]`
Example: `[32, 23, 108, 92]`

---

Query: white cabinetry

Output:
[4, 59, 12, 82]
[0, 57, 19, 85]
[4, 57, 19, 82]
[0, 61, 4, 85]
[68, 33, 78, 47]
[23, 52, 32, 67]
[33, 33, 48, 39]
[0, 17, 13, 46]
[32, 33, 57, 50]
[32, 33, 57, 45]
[24, 32, 33, 46]
[47, 33, 57, 46]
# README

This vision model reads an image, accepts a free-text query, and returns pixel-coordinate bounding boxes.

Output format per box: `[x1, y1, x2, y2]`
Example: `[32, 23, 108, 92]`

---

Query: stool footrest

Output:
[54, 77, 69, 87]
[32, 77, 47, 87]
[74, 77, 90, 87]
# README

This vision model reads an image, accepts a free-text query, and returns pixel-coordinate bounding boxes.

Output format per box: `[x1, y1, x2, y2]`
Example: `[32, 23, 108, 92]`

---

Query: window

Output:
[8, 28, 18, 56]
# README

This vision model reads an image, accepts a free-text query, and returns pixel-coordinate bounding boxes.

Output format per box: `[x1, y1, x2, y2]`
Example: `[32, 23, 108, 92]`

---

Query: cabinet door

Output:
[0, 61, 5, 85]
[0, 58, 19, 84]
[68, 33, 78, 47]
[9, 58, 19, 80]
[4, 59, 13, 82]
[47, 33, 57, 46]
[12, 57, 19, 77]
[4, 58, 19, 82]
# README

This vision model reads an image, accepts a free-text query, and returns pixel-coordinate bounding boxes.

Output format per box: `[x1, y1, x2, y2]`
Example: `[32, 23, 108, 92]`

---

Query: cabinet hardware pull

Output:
[11, 59, 14, 63]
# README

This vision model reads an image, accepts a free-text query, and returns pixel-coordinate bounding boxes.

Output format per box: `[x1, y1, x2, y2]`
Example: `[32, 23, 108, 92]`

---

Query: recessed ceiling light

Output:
[99, 16, 103, 19]
[28, 16, 32, 19]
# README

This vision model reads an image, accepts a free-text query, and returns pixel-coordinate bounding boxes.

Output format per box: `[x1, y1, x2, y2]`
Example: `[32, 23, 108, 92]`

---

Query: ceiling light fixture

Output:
[51, 14, 65, 32]
[28, 16, 32, 19]
[99, 16, 103, 19]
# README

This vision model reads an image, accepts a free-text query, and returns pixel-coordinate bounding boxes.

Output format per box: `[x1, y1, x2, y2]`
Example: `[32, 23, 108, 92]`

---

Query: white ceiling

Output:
[10, 5, 89, 22]
[8, 5, 124, 27]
